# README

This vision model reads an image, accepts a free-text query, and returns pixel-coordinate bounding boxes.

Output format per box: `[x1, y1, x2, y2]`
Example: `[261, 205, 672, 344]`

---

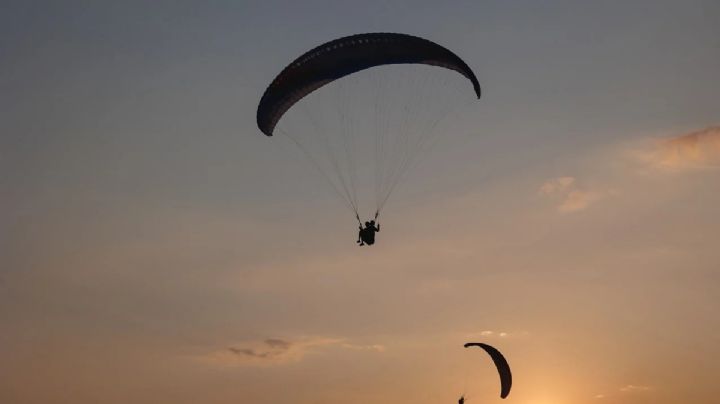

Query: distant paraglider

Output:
[257, 33, 481, 242]
[464, 342, 512, 399]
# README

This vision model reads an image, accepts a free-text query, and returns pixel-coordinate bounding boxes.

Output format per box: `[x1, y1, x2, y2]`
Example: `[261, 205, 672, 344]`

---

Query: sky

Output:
[1, 1, 719, 403]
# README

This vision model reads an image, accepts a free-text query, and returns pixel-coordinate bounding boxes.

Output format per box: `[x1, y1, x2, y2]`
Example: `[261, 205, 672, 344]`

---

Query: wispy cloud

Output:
[635, 126, 720, 171]
[465, 330, 528, 339]
[341, 343, 386, 352]
[593, 384, 653, 400]
[619, 384, 653, 393]
[539, 176, 605, 213]
[557, 189, 602, 212]
[226, 338, 295, 360]
[539, 176, 576, 195]
[197, 336, 384, 367]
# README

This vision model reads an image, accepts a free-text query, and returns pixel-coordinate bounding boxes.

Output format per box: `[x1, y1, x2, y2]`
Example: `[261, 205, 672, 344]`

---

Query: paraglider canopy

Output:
[464, 342, 512, 399]
[257, 32, 481, 136]
[256, 32, 481, 221]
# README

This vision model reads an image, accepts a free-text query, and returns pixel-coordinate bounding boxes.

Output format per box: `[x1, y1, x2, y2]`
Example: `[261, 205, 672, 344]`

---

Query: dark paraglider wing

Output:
[257, 32, 481, 136]
[464, 342, 512, 399]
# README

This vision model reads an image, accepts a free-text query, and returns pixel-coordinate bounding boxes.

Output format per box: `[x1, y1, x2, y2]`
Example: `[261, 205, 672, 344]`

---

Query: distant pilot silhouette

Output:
[357, 220, 380, 246]
[458, 395, 465, 404]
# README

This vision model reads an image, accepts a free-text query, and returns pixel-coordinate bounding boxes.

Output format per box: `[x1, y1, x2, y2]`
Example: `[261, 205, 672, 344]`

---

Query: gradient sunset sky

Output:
[2, 1, 720, 403]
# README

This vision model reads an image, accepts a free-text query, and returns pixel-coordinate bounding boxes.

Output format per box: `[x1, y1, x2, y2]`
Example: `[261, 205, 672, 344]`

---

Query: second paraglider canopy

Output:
[464, 342, 512, 399]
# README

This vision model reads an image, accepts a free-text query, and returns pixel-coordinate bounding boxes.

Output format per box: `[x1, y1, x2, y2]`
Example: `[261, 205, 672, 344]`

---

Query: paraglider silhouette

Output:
[463, 342, 512, 399]
[256, 32, 481, 137]
[357, 219, 380, 246]
[256, 33, 481, 243]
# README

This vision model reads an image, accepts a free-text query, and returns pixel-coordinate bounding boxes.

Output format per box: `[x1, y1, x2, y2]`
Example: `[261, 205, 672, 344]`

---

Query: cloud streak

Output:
[464, 330, 529, 339]
[227, 338, 294, 360]
[539, 176, 605, 213]
[636, 126, 720, 171]
[619, 384, 652, 393]
[539, 176, 576, 195]
[197, 336, 385, 367]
